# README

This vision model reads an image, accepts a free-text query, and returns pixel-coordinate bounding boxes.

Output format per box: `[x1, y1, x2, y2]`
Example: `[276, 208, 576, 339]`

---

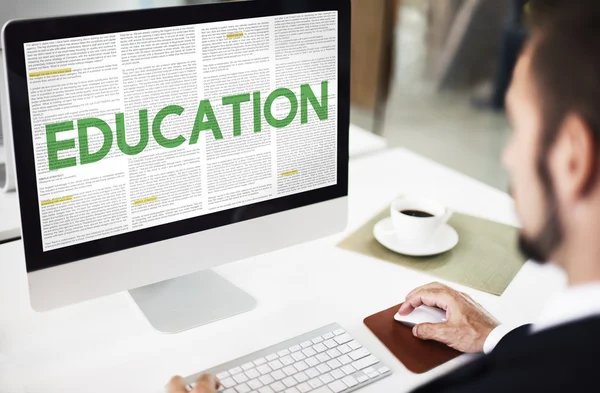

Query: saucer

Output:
[373, 217, 459, 257]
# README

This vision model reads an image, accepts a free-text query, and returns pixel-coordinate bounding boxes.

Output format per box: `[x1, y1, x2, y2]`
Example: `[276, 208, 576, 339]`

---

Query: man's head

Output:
[503, 0, 600, 267]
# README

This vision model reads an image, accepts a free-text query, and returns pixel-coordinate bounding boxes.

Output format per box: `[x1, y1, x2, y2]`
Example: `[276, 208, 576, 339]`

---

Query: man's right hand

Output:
[398, 282, 500, 353]
[167, 374, 219, 393]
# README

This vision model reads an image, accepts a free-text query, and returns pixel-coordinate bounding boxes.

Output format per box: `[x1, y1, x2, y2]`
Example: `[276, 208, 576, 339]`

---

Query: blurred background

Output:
[0, 0, 527, 192]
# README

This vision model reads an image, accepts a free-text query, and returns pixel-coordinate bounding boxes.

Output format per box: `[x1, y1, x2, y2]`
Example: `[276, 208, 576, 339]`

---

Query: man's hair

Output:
[528, 0, 600, 190]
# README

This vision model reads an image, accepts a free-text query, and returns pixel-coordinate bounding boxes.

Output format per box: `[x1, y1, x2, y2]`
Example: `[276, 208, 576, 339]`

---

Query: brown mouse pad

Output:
[364, 303, 462, 374]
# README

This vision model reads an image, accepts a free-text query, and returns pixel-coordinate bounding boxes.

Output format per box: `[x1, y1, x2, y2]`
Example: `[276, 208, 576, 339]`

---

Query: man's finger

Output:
[400, 288, 454, 315]
[404, 282, 447, 301]
[194, 374, 220, 393]
[167, 376, 187, 393]
[412, 322, 450, 343]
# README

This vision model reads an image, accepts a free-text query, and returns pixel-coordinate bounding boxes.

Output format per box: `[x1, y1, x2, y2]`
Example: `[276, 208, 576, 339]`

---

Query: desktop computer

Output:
[2, 1, 392, 391]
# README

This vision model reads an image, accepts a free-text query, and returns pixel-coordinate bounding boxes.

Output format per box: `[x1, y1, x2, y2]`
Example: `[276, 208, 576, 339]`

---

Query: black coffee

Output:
[400, 210, 434, 218]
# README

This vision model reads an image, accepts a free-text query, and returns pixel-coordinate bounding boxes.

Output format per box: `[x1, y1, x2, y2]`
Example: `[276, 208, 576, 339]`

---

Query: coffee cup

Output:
[389, 196, 452, 246]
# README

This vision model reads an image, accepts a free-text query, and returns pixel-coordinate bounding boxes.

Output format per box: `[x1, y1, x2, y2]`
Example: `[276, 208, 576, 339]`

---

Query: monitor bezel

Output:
[3, 0, 350, 273]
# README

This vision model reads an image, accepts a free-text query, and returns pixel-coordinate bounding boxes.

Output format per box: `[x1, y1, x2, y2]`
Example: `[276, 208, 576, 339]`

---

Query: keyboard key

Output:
[333, 329, 345, 336]
[292, 352, 306, 361]
[217, 371, 231, 380]
[280, 356, 294, 366]
[352, 355, 379, 371]
[269, 360, 284, 370]
[341, 376, 358, 388]
[221, 378, 236, 388]
[259, 375, 275, 385]
[242, 362, 255, 371]
[338, 355, 351, 365]
[283, 366, 297, 376]
[328, 380, 347, 393]
[306, 357, 319, 367]
[229, 367, 243, 375]
[294, 361, 309, 372]
[259, 387, 274, 393]
[356, 374, 369, 383]
[289, 345, 302, 353]
[234, 373, 249, 384]
[272, 370, 286, 380]
[313, 343, 327, 353]
[322, 332, 335, 340]
[317, 364, 332, 374]
[301, 341, 312, 348]
[348, 341, 361, 350]
[223, 389, 235, 393]
[236, 383, 251, 393]
[338, 345, 351, 354]
[306, 367, 321, 379]
[319, 373, 334, 384]
[285, 388, 300, 393]
[363, 367, 376, 375]
[326, 349, 341, 358]
[323, 339, 337, 349]
[258, 364, 273, 375]
[333, 334, 353, 345]
[349, 348, 370, 361]
[378, 366, 390, 374]
[367, 371, 379, 379]
[309, 378, 324, 389]
[312, 336, 324, 344]
[294, 372, 309, 383]
[278, 349, 291, 357]
[271, 381, 286, 392]
[341, 365, 355, 375]
[283, 377, 297, 387]
[267, 354, 279, 361]
[245, 369, 260, 379]
[255, 358, 267, 366]
[316, 353, 331, 364]
[331, 369, 345, 380]
[302, 347, 317, 357]
[296, 382, 311, 393]
[248, 379, 263, 389]
[326, 359, 341, 370]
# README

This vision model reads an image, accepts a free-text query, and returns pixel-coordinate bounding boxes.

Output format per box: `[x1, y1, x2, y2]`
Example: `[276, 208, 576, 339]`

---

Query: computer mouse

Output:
[394, 305, 447, 327]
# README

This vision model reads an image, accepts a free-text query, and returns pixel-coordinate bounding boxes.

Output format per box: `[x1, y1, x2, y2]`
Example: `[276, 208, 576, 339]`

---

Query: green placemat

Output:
[338, 205, 526, 296]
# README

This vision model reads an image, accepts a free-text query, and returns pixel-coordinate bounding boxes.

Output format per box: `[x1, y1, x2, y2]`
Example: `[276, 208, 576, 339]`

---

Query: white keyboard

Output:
[183, 323, 392, 393]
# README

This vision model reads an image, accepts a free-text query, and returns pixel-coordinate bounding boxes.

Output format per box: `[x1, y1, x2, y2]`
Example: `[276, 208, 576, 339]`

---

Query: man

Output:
[169, 0, 600, 391]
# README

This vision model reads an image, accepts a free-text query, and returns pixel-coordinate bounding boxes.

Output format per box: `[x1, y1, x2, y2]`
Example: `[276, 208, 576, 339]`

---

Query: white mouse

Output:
[394, 305, 447, 327]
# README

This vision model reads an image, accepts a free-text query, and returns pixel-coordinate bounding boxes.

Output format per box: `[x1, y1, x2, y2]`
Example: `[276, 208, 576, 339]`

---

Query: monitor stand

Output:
[128, 270, 257, 333]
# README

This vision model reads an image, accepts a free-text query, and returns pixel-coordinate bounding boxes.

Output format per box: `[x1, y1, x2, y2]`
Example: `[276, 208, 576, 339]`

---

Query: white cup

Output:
[389, 196, 452, 246]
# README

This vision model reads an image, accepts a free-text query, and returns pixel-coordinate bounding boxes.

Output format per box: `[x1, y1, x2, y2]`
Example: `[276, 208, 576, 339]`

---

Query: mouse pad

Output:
[364, 303, 462, 374]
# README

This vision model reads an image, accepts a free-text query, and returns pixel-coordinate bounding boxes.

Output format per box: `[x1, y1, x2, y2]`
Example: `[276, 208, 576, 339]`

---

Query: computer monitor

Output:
[2, 0, 350, 332]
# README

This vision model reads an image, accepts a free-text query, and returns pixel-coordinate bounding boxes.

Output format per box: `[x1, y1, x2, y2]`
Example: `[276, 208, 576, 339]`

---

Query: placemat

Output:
[338, 202, 525, 295]
[364, 303, 462, 373]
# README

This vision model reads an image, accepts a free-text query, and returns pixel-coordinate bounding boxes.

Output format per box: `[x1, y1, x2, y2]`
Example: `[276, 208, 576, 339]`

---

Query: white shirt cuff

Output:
[483, 324, 521, 354]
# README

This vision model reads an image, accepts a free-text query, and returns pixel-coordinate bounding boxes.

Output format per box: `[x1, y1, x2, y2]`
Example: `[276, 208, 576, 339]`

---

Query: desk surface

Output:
[0, 148, 566, 393]
[0, 125, 386, 243]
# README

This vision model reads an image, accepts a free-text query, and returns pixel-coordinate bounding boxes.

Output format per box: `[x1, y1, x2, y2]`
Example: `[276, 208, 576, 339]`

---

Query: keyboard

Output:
[183, 323, 392, 393]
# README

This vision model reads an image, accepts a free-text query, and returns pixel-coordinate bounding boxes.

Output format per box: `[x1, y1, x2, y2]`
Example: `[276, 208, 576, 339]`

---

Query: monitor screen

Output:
[22, 11, 339, 252]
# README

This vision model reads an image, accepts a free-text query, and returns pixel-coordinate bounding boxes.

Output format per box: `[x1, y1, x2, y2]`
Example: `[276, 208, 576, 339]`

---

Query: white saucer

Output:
[373, 217, 459, 257]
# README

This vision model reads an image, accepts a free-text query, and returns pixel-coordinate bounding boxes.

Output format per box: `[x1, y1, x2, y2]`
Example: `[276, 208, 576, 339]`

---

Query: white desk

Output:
[348, 124, 388, 158]
[0, 125, 384, 244]
[0, 148, 566, 393]
[0, 191, 19, 242]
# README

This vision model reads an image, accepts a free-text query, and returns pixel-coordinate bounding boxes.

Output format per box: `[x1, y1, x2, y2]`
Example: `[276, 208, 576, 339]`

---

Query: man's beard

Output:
[517, 182, 563, 264]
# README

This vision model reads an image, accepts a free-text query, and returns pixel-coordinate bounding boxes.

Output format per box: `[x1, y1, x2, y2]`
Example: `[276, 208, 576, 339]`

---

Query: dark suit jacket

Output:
[411, 317, 600, 392]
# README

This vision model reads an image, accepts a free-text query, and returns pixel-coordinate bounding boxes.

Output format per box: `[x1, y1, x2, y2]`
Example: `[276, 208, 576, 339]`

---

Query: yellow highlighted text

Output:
[226, 32, 244, 39]
[134, 196, 158, 206]
[41, 196, 73, 206]
[281, 170, 299, 177]
[29, 68, 72, 78]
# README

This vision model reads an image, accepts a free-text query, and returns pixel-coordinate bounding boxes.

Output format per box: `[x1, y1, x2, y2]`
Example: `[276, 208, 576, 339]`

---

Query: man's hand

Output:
[167, 374, 219, 393]
[398, 282, 500, 353]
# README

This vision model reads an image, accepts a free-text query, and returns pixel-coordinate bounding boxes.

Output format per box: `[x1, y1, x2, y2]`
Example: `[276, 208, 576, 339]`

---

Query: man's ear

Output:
[550, 114, 596, 201]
